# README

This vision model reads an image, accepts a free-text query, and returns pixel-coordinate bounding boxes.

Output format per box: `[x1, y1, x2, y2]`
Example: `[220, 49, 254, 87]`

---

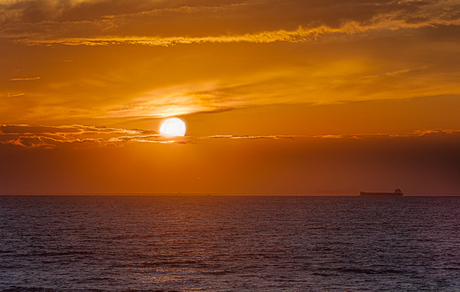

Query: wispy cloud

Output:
[204, 135, 298, 140]
[2, 123, 460, 149]
[107, 82, 254, 118]
[9, 0, 460, 47]
[0, 124, 159, 148]
[362, 66, 428, 79]
[16, 27, 326, 46]
[314, 129, 460, 139]
[203, 129, 460, 140]
[6, 92, 25, 97]
[9, 77, 41, 81]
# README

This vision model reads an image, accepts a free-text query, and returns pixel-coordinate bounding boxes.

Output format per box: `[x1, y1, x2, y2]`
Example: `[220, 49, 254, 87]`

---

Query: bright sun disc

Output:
[160, 118, 186, 137]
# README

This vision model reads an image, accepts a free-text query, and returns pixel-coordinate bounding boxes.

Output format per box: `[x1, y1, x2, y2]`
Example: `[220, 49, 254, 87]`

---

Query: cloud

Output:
[4, 0, 459, 46]
[6, 92, 25, 97]
[107, 82, 255, 118]
[204, 135, 298, 140]
[3, 123, 459, 148]
[314, 129, 460, 139]
[200, 129, 460, 140]
[105, 77, 313, 118]
[15, 27, 327, 46]
[9, 77, 41, 81]
[223, 129, 460, 140]
[0, 0, 248, 23]
[13, 16, 460, 48]
[0, 124, 160, 148]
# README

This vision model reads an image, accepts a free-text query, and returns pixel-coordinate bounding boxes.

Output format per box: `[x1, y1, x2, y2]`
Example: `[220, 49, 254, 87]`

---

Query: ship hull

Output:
[360, 192, 403, 196]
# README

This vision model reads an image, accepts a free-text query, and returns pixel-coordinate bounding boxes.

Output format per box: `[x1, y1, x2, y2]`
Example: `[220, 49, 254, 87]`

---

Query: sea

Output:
[1, 195, 460, 292]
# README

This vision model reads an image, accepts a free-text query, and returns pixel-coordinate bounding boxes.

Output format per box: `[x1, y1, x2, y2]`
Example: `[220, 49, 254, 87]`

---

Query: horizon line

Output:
[1, 192, 459, 196]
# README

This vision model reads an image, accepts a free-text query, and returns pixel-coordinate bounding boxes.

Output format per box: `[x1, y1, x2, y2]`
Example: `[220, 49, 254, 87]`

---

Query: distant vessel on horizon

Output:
[360, 188, 403, 197]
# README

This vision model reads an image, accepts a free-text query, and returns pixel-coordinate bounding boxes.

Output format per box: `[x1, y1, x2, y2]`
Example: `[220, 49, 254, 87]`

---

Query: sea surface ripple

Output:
[1, 196, 460, 291]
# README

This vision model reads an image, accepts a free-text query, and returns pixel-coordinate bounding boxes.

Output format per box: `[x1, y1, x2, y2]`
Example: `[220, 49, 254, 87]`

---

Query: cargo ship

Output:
[360, 188, 403, 196]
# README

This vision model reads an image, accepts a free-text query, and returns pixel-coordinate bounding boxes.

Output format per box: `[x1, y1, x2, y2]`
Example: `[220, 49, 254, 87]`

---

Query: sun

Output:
[160, 118, 186, 137]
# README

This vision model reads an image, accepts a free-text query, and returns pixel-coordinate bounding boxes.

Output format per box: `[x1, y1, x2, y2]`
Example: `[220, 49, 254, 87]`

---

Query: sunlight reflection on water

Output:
[1, 196, 460, 291]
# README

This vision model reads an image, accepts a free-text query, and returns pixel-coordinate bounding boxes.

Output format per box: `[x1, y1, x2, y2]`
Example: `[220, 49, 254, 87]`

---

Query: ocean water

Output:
[1, 196, 460, 292]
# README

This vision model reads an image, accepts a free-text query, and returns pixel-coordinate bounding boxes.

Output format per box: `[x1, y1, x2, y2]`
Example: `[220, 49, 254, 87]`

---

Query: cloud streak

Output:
[106, 82, 256, 118]
[6, 0, 460, 47]
[16, 27, 327, 46]
[9, 77, 41, 81]
[3, 124, 458, 149]
[203, 129, 460, 140]
[14, 16, 460, 47]
[0, 124, 159, 148]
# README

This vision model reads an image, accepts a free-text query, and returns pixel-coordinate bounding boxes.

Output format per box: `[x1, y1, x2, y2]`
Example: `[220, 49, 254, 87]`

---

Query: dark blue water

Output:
[1, 196, 460, 291]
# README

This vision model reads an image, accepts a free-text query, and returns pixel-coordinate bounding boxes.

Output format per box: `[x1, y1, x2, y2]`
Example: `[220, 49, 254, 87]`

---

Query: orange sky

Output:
[1, 0, 459, 194]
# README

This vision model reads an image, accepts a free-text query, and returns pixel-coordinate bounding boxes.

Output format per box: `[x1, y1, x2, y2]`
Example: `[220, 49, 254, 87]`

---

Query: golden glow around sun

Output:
[160, 118, 186, 137]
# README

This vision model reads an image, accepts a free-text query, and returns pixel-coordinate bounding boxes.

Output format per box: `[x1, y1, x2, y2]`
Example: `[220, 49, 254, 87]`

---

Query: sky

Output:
[1, 0, 459, 195]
